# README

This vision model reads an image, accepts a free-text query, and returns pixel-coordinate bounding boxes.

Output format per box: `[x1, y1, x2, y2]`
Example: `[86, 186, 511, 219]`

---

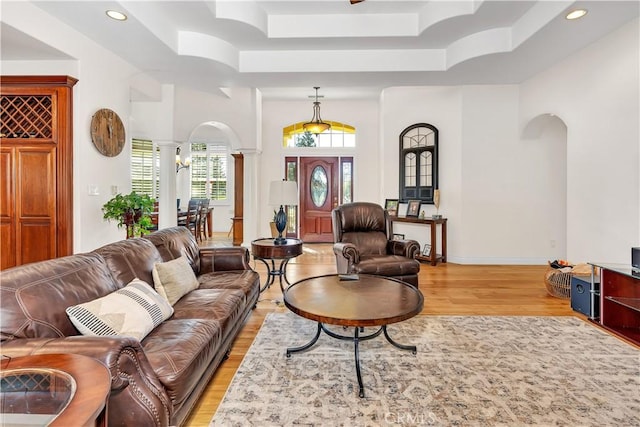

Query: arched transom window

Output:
[282, 121, 356, 148]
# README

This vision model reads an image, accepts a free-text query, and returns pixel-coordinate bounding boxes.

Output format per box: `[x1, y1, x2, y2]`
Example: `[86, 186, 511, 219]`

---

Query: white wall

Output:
[173, 86, 258, 151]
[1, 1, 151, 252]
[380, 86, 466, 261]
[460, 85, 567, 264]
[380, 85, 564, 264]
[378, 19, 638, 264]
[520, 18, 640, 263]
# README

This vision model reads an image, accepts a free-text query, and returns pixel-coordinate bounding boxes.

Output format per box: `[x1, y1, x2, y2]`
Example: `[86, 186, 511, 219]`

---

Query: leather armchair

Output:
[332, 202, 421, 287]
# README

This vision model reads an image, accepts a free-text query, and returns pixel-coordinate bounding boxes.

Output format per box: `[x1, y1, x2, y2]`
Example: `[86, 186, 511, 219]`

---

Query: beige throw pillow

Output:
[152, 256, 199, 305]
[66, 278, 174, 341]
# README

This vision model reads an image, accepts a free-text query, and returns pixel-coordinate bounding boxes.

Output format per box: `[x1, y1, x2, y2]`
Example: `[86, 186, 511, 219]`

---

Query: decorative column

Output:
[241, 149, 259, 247]
[231, 153, 244, 246]
[155, 140, 180, 229]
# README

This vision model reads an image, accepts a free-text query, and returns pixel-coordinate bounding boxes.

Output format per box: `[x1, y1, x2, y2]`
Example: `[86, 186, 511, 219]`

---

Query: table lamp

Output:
[269, 180, 298, 245]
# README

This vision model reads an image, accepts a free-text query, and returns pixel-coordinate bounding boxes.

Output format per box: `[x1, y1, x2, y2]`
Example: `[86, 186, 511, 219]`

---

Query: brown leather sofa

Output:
[0, 226, 260, 426]
[332, 202, 421, 287]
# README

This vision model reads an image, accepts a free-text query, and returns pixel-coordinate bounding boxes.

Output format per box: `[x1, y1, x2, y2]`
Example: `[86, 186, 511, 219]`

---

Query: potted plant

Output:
[102, 191, 155, 238]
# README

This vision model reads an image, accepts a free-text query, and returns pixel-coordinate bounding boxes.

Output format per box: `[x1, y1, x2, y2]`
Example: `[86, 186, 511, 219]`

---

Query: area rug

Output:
[211, 313, 640, 426]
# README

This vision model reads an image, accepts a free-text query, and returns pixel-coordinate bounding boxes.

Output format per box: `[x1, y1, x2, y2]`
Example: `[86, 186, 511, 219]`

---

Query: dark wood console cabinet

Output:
[589, 263, 640, 346]
[1, 76, 77, 269]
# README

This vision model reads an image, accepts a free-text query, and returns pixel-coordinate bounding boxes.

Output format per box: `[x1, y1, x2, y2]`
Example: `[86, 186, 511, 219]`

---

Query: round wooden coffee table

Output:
[251, 238, 303, 292]
[283, 273, 424, 397]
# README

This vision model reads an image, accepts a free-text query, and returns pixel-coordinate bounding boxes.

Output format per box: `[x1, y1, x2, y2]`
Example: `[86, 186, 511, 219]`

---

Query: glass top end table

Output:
[1, 367, 76, 426]
[0, 353, 110, 427]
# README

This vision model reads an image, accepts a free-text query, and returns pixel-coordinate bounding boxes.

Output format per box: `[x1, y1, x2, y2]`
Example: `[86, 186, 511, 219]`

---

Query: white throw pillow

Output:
[66, 278, 174, 341]
[152, 256, 199, 305]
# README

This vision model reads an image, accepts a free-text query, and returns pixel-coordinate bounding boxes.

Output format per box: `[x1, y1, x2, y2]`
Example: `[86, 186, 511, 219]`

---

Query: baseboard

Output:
[446, 256, 549, 265]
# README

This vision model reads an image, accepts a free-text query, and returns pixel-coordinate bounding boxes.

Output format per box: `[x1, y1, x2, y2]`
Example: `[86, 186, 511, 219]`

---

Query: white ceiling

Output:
[1, 1, 638, 100]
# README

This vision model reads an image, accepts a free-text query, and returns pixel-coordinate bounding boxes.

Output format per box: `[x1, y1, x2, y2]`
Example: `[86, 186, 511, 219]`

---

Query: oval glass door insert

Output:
[310, 166, 328, 207]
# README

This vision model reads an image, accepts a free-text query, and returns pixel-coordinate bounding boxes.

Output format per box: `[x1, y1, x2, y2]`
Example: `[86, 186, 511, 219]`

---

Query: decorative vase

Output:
[432, 189, 441, 219]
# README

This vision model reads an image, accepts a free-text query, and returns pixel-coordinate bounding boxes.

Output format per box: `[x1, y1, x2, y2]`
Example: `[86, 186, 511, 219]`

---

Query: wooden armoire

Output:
[1, 76, 77, 269]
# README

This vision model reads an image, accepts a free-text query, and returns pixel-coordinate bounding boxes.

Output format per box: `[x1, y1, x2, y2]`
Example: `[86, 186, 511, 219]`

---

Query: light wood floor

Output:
[184, 237, 578, 426]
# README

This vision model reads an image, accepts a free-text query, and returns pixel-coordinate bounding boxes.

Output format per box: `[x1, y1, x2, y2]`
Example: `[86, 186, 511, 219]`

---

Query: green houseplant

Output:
[102, 191, 155, 238]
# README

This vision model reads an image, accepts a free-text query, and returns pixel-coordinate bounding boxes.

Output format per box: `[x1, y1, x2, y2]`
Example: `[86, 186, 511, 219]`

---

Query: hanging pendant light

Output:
[303, 87, 331, 134]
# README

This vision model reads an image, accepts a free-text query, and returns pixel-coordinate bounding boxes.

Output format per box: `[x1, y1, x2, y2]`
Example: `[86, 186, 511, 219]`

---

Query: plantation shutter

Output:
[209, 146, 227, 200]
[190, 143, 228, 201]
[131, 139, 156, 196]
[190, 143, 208, 199]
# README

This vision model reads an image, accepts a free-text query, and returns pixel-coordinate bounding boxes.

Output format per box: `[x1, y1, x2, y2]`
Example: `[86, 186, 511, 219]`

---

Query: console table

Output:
[589, 263, 640, 346]
[390, 216, 447, 265]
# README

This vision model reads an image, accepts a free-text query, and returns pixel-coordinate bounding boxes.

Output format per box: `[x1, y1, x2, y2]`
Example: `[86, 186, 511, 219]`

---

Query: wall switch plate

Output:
[88, 185, 99, 196]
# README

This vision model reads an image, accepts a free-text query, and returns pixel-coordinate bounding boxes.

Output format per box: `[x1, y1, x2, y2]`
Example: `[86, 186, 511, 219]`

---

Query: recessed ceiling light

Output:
[566, 9, 587, 20]
[106, 10, 127, 21]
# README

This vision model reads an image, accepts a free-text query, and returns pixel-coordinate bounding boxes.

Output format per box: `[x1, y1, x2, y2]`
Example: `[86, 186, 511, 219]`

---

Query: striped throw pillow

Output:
[66, 278, 173, 341]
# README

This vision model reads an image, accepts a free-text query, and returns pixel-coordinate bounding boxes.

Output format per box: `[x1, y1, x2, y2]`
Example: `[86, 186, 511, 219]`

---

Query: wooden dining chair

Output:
[196, 200, 209, 242]
[178, 199, 200, 239]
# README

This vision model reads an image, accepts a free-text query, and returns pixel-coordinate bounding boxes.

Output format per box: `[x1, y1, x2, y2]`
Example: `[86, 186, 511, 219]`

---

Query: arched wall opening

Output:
[177, 121, 242, 235]
[522, 113, 568, 260]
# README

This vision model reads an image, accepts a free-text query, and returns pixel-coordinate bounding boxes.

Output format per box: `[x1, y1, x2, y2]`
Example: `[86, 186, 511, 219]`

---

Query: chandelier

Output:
[303, 87, 331, 134]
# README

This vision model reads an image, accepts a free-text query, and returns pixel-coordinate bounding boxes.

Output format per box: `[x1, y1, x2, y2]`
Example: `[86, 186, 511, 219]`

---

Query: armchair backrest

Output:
[332, 202, 391, 256]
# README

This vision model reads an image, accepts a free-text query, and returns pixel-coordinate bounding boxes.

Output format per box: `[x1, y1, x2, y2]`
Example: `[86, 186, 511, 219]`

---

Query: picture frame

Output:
[384, 199, 399, 217]
[422, 244, 432, 257]
[397, 202, 409, 217]
[407, 200, 421, 217]
[392, 233, 405, 241]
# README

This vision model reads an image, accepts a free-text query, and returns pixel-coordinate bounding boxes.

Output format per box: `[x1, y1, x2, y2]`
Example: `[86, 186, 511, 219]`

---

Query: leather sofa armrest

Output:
[387, 239, 421, 259]
[199, 246, 252, 274]
[1, 336, 171, 427]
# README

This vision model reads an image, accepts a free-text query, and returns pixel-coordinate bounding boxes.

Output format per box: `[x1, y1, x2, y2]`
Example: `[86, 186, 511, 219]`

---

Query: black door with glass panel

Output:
[399, 123, 438, 203]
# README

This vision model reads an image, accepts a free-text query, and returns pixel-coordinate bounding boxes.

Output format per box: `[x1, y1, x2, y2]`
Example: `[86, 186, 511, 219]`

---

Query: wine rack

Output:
[0, 94, 53, 139]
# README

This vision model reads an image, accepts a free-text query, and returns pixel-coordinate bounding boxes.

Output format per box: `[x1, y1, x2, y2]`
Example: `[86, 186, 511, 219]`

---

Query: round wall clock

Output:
[90, 108, 125, 157]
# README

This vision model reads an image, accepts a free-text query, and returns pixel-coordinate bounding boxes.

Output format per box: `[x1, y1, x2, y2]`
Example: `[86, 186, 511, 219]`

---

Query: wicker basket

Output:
[544, 266, 572, 299]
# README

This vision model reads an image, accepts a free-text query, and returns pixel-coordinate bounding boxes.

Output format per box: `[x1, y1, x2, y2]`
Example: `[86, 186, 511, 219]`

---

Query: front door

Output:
[299, 157, 339, 242]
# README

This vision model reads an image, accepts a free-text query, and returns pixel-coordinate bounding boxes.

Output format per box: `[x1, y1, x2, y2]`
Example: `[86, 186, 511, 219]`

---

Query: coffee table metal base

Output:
[286, 322, 417, 398]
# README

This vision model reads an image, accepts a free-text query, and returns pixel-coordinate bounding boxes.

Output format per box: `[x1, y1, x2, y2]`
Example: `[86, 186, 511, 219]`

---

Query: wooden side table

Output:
[390, 216, 447, 266]
[251, 238, 303, 292]
[1, 353, 110, 427]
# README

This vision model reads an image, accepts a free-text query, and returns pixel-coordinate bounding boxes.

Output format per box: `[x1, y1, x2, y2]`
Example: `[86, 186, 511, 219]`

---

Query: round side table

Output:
[251, 238, 303, 292]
